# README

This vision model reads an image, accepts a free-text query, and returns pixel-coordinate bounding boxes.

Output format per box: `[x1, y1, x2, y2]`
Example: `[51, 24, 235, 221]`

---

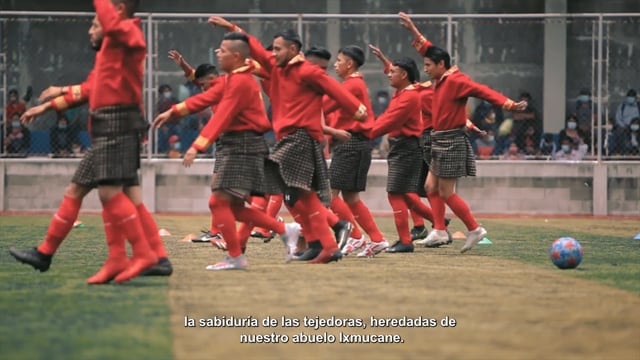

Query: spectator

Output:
[475, 130, 496, 160]
[168, 135, 181, 159]
[50, 114, 76, 156]
[71, 143, 85, 157]
[499, 142, 525, 160]
[553, 137, 585, 160]
[519, 124, 540, 156]
[512, 92, 541, 149]
[471, 100, 505, 154]
[370, 90, 390, 154]
[6, 89, 27, 121]
[620, 117, 640, 156]
[559, 114, 587, 148]
[539, 133, 557, 156]
[572, 88, 603, 136]
[5, 113, 30, 154]
[156, 84, 179, 154]
[614, 89, 639, 131]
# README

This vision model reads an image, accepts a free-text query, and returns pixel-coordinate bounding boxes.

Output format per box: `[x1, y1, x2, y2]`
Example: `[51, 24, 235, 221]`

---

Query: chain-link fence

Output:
[1, 12, 639, 160]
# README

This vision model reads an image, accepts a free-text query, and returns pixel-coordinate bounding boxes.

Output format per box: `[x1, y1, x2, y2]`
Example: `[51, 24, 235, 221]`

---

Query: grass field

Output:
[1, 214, 639, 360]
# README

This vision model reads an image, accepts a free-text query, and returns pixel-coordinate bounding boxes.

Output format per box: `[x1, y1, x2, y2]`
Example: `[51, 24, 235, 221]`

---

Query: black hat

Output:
[626, 89, 637, 97]
[392, 57, 420, 83]
[339, 45, 365, 67]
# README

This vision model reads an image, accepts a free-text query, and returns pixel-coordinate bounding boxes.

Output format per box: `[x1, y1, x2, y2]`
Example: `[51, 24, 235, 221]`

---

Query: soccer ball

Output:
[549, 237, 583, 269]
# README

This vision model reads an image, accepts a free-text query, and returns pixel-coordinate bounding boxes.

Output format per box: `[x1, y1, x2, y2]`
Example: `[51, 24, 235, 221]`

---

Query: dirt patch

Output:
[166, 236, 640, 360]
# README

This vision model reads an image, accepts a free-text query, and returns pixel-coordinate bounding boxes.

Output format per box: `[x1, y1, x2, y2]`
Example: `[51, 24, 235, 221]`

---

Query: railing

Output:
[1, 12, 639, 160]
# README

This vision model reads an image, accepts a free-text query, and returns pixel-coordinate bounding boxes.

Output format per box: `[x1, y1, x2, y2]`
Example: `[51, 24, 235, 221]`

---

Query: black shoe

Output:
[445, 217, 451, 227]
[332, 220, 353, 249]
[9, 247, 52, 272]
[385, 241, 414, 253]
[293, 241, 322, 261]
[192, 229, 220, 243]
[140, 257, 173, 276]
[410, 226, 428, 241]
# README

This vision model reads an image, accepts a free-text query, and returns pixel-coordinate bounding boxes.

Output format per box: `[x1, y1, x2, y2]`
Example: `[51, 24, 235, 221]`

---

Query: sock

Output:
[409, 209, 425, 228]
[38, 195, 82, 255]
[444, 193, 479, 231]
[266, 194, 283, 218]
[248, 196, 269, 234]
[209, 195, 241, 258]
[102, 209, 126, 260]
[427, 191, 447, 230]
[233, 204, 285, 234]
[405, 192, 434, 224]
[237, 221, 253, 249]
[103, 192, 154, 258]
[348, 200, 384, 242]
[330, 197, 363, 239]
[325, 207, 340, 227]
[387, 193, 411, 244]
[286, 205, 308, 242]
[136, 203, 168, 259]
[296, 192, 337, 251]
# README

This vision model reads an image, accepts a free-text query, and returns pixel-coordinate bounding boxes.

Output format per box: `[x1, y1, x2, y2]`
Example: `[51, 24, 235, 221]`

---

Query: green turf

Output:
[0, 215, 172, 360]
[1, 214, 638, 360]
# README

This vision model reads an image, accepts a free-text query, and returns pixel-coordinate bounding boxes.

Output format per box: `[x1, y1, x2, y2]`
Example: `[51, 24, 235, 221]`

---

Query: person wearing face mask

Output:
[5, 89, 27, 122]
[5, 113, 30, 154]
[50, 114, 76, 156]
[475, 130, 496, 160]
[614, 89, 639, 131]
[559, 114, 586, 150]
[553, 138, 585, 160]
[621, 117, 640, 155]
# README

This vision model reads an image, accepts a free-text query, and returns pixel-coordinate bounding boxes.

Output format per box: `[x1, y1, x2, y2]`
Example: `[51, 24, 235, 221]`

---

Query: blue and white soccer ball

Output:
[549, 237, 583, 269]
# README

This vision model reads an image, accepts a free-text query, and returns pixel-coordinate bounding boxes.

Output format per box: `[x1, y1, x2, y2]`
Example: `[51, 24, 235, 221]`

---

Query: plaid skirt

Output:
[72, 133, 142, 187]
[430, 127, 476, 178]
[329, 133, 372, 192]
[269, 129, 331, 205]
[211, 131, 269, 196]
[386, 135, 422, 193]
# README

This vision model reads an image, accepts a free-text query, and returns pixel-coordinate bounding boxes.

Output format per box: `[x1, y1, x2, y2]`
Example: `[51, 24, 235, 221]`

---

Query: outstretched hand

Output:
[208, 16, 234, 30]
[511, 100, 529, 111]
[152, 109, 176, 128]
[182, 147, 198, 167]
[398, 12, 416, 30]
[168, 49, 184, 65]
[38, 86, 62, 103]
[20, 104, 49, 124]
[368, 44, 390, 65]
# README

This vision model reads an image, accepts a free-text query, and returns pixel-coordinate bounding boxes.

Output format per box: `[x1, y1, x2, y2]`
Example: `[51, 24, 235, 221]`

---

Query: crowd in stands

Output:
[2, 84, 639, 160]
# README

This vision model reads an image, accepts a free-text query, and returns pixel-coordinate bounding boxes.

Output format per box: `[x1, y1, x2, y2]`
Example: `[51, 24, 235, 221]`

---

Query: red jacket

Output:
[173, 66, 271, 152]
[90, 0, 145, 110]
[370, 84, 422, 139]
[382, 60, 433, 132]
[322, 72, 375, 138]
[244, 33, 365, 142]
[432, 66, 515, 131]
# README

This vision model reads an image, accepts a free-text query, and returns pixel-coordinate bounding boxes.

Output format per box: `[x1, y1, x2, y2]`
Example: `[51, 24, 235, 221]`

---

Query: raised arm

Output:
[399, 12, 433, 55]
[168, 49, 196, 80]
[93, 0, 145, 48]
[152, 77, 224, 128]
[208, 16, 274, 73]
[453, 76, 527, 112]
[369, 44, 392, 74]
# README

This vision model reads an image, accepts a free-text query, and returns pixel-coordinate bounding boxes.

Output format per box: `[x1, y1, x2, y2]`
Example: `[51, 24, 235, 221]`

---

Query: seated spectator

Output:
[499, 142, 525, 160]
[620, 117, 640, 155]
[539, 133, 557, 156]
[475, 130, 496, 160]
[614, 89, 639, 131]
[512, 92, 541, 148]
[50, 114, 76, 156]
[71, 143, 85, 157]
[168, 135, 181, 159]
[559, 114, 587, 147]
[5, 88, 29, 121]
[519, 124, 540, 156]
[553, 138, 585, 160]
[5, 113, 30, 154]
